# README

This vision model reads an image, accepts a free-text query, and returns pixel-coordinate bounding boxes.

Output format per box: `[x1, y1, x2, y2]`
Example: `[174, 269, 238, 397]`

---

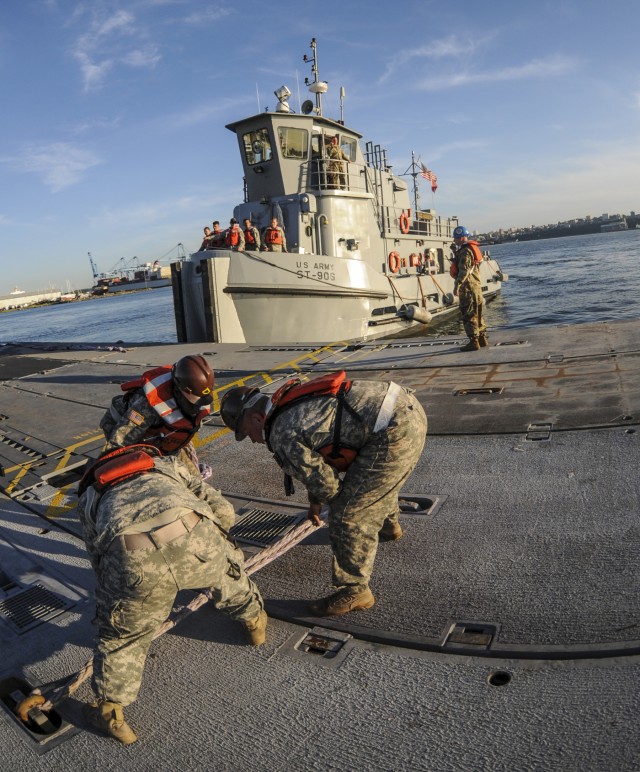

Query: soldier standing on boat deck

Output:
[451, 225, 488, 351]
[326, 135, 349, 189]
[78, 449, 266, 745]
[100, 355, 214, 477]
[243, 217, 261, 251]
[219, 376, 427, 617]
[263, 217, 287, 252]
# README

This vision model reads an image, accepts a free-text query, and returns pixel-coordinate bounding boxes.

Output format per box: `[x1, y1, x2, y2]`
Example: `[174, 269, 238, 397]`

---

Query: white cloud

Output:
[183, 7, 232, 24]
[70, 7, 160, 91]
[5, 143, 102, 192]
[420, 54, 580, 91]
[122, 46, 161, 68]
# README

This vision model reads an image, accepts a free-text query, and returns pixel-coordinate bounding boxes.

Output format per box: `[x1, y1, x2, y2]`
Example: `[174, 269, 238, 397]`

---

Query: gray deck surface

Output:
[0, 320, 638, 770]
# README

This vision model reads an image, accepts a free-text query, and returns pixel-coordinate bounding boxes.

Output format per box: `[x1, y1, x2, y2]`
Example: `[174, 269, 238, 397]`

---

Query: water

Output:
[0, 286, 177, 345]
[1, 230, 639, 344]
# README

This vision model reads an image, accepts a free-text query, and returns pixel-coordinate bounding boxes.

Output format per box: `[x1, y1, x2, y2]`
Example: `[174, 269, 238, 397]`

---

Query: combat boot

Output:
[460, 339, 480, 352]
[308, 586, 375, 617]
[84, 700, 137, 745]
[379, 521, 403, 541]
[478, 334, 489, 348]
[243, 609, 267, 646]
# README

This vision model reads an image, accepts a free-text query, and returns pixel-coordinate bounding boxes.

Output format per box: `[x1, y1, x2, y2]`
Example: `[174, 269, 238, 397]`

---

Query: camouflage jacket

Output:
[100, 388, 168, 449]
[267, 379, 393, 505]
[77, 455, 235, 567]
[453, 243, 481, 291]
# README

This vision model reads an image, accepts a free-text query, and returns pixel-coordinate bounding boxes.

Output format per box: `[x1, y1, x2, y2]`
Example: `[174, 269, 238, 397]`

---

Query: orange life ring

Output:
[399, 210, 411, 234]
[388, 251, 400, 273]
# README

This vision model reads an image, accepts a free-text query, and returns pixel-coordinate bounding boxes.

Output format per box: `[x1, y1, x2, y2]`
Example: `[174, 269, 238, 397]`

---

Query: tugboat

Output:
[172, 39, 507, 345]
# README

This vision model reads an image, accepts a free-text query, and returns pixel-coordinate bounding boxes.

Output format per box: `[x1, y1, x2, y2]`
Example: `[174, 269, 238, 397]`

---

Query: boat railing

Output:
[303, 159, 371, 194]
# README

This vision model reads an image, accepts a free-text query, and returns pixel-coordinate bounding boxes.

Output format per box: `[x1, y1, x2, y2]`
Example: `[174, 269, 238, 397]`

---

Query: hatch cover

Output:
[230, 507, 306, 547]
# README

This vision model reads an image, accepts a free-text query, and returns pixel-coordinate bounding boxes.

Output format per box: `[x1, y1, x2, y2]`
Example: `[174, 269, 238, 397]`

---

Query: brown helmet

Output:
[172, 355, 214, 404]
[220, 386, 262, 440]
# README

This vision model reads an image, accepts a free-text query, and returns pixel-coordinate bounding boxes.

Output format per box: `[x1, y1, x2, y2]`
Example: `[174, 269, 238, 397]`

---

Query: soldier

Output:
[243, 217, 261, 251]
[199, 225, 214, 251]
[210, 220, 225, 247]
[450, 225, 488, 351]
[262, 217, 287, 252]
[100, 354, 214, 477]
[78, 447, 266, 744]
[219, 372, 427, 617]
[225, 218, 245, 251]
[326, 135, 348, 189]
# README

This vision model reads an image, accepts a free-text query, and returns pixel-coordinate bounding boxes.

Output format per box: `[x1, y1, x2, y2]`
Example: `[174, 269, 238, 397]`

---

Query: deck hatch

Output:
[526, 423, 552, 441]
[0, 583, 72, 634]
[445, 622, 496, 648]
[230, 508, 305, 547]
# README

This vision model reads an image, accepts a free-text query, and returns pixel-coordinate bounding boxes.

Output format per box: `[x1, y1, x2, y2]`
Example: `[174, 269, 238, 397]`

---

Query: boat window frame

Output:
[277, 126, 309, 160]
[242, 127, 274, 165]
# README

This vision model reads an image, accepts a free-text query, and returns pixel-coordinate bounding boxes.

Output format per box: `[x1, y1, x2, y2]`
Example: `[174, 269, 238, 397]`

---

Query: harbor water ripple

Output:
[1, 229, 639, 345]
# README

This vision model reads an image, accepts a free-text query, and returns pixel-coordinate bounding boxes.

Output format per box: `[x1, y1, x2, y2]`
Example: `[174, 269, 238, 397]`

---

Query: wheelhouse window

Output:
[341, 136, 357, 162]
[277, 127, 309, 159]
[243, 128, 273, 165]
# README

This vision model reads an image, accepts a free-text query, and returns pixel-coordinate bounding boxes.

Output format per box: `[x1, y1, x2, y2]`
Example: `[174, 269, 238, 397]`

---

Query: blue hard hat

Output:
[453, 226, 470, 238]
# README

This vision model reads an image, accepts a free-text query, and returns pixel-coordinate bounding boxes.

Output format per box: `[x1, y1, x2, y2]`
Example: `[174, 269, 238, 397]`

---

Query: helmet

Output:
[453, 226, 470, 239]
[172, 355, 214, 404]
[220, 386, 262, 440]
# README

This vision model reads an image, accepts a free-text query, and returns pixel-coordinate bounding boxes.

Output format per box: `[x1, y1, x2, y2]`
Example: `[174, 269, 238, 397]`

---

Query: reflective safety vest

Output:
[265, 226, 283, 245]
[450, 240, 483, 278]
[120, 366, 210, 453]
[265, 371, 360, 473]
[226, 227, 241, 247]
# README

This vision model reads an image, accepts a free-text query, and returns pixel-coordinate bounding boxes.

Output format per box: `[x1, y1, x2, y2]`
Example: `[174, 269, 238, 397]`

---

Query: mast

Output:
[303, 38, 328, 117]
[401, 152, 421, 215]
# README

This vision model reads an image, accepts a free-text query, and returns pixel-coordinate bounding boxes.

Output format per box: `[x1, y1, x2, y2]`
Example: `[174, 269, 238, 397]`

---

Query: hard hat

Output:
[172, 355, 214, 404]
[453, 226, 470, 239]
[220, 386, 262, 440]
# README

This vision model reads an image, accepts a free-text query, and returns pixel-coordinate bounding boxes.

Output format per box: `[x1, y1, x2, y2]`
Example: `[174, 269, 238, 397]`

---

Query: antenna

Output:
[303, 37, 328, 116]
[255, 83, 261, 113]
[340, 86, 345, 124]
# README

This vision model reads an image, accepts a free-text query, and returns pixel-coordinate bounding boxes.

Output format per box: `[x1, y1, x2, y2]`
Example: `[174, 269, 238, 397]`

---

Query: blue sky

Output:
[1, 0, 639, 292]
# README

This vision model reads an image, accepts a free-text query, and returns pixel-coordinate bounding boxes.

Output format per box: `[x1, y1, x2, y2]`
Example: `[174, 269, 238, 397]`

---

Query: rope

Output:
[29, 514, 324, 715]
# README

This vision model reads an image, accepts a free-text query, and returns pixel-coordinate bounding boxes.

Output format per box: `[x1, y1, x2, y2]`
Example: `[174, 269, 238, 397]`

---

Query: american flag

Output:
[420, 162, 438, 192]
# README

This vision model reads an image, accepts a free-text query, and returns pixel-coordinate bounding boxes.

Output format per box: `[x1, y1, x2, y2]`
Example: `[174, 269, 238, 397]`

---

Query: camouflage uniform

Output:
[326, 143, 348, 189]
[78, 455, 263, 707]
[244, 225, 261, 251]
[100, 389, 201, 476]
[453, 243, 486, 342]
[267, 381, 427, 590]
[263, 224, 287, 252]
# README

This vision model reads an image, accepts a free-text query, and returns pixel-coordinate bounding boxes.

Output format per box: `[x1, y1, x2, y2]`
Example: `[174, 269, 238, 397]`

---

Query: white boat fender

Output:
[442, 292, 455, 306]
[403, 305, 432, 324]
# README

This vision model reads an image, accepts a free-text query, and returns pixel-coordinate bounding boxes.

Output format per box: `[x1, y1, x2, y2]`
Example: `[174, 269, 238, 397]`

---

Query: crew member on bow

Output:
[78, 446, 266, 745]
[225, 218, 245, 251]
[262, 217, 287, 252]
[219, 372, 427, 617]
[100, 355, 214, 475]
[243, 217, 261, 251]
[450, 225, 488, 351]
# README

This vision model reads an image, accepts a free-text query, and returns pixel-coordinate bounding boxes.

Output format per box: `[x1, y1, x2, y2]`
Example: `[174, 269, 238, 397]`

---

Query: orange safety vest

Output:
[450, 240, 483, 278]
[265, 226, 283, 245]
[120, 366, 210, 453]
[226, 227, 241, 247]
[244, 227, 256, 246]
[78, 444, 161, 496]
[265, 371, 360, 472]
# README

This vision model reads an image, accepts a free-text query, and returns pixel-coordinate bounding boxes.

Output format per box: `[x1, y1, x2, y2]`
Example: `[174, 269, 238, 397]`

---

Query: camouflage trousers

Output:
[458, 283, 486, 341]
[328, 390, 427, 590]
[92, 516, 263, 706]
